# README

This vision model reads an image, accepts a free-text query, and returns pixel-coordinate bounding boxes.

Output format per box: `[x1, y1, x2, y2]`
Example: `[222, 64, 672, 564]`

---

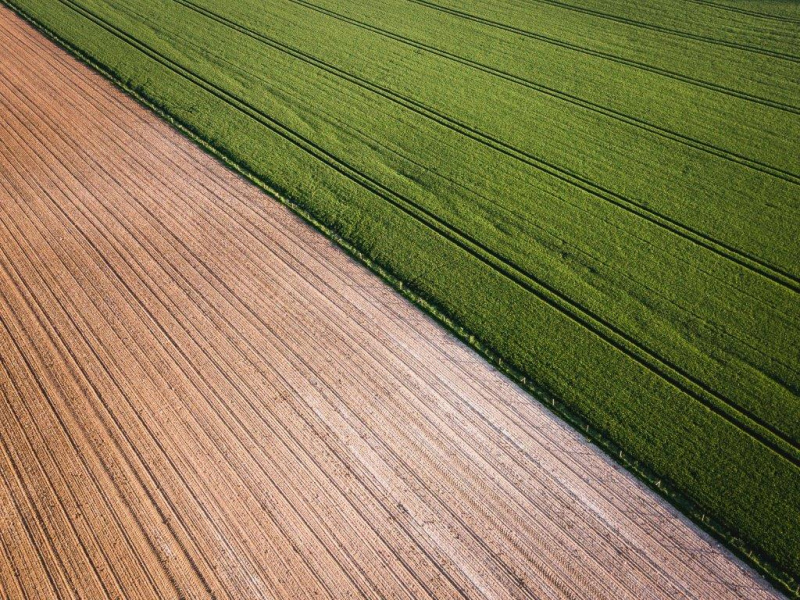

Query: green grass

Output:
[6, 0, 798, 589]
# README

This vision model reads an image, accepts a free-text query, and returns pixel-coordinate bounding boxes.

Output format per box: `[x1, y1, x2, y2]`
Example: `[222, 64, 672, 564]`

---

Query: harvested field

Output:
[0, 7, 785, 599]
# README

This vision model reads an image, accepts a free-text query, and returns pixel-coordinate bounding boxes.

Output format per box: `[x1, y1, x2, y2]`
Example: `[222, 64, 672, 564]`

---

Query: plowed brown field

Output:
[0, 7, 782, 599]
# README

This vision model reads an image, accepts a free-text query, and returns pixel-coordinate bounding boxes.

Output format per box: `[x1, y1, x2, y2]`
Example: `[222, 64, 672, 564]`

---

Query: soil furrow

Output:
[0, 7, 783, 599]
[0, 22, 780, 592]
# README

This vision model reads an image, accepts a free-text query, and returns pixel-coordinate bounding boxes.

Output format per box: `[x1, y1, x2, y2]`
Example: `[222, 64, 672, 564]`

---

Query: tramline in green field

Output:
[6, 0, 798, 589]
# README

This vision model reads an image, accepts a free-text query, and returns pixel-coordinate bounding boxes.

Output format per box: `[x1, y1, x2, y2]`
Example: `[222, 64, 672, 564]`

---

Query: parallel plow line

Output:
[10, 34, 746, 595]
[39, 0, 800, 466]
[0, 103, 457, 600]
[0, 84, 557, 600]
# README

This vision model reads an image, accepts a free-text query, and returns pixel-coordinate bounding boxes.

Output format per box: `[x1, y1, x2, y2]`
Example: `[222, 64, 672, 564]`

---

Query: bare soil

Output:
[0, 7, 781, 599]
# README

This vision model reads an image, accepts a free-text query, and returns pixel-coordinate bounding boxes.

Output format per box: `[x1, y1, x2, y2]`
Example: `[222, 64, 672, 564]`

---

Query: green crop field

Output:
[5, 0, 798, 588]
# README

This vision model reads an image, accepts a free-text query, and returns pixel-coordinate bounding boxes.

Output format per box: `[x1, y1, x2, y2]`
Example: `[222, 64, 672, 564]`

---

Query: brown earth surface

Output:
[0, 7, 783, 599]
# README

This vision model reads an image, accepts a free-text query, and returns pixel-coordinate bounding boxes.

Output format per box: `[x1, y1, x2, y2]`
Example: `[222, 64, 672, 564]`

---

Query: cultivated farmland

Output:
[2, 0, 799, 593]
[0, 7, 788, 598]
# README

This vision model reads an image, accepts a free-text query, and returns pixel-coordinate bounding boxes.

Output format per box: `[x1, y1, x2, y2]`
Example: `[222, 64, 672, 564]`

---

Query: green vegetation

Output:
[6, 0, 798, 588]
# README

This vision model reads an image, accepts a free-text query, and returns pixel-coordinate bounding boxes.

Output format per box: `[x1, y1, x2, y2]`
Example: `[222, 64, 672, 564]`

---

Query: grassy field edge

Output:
[3, 0, 795, 595]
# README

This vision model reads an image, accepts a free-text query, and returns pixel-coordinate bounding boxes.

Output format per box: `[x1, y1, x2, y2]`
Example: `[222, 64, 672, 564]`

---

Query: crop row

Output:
[6, 0, 798, 586]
